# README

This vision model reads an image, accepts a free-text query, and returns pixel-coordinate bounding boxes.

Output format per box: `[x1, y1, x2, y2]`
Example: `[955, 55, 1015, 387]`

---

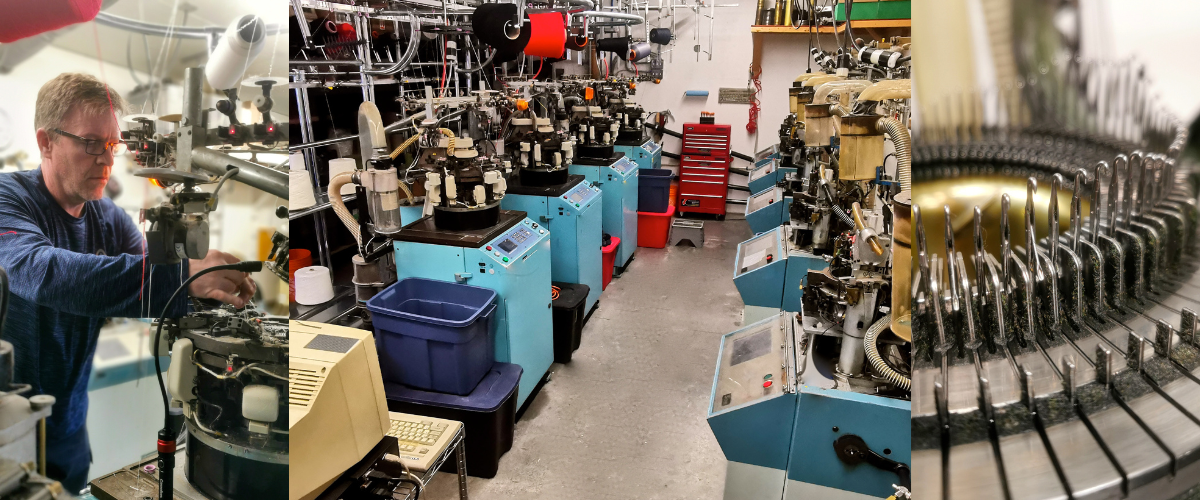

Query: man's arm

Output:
[108, 199, 256, 308]
[0, 194, 187, 318]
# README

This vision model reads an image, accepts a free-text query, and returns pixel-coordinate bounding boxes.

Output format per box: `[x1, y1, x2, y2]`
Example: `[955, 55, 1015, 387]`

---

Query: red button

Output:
[763, 380, 772, 388]
[486, 246, 492, 251]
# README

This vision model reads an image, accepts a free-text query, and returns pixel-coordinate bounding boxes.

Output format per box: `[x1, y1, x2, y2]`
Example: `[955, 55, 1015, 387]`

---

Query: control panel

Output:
[748, 186, 783, 213]
[641, 141, 662, 154]
[480, 218, 548, 267]
[612, 157, 638, 176]
[749, 160, 777, 182]
[711, 314, 794, 413]
[559, 182, 601, 210]
[736, 228, 782, 276]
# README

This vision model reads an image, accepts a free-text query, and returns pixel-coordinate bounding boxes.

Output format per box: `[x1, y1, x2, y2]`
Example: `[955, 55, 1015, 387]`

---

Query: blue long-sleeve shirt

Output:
[0, 168, 188, 439]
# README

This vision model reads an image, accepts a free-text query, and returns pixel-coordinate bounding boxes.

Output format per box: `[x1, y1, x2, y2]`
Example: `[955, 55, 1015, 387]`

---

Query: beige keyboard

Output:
[386, 412, 462, 472]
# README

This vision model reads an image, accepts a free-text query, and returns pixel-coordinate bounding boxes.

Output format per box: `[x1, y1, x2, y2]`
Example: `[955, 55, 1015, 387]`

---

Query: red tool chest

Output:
[678, 122, 731, 218]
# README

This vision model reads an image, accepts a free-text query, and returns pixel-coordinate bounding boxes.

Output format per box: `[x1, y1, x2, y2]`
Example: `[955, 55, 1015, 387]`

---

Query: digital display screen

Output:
[497, 239, 518, 253]
[570, 192, 584, 202]
[730, 329, 773, 366]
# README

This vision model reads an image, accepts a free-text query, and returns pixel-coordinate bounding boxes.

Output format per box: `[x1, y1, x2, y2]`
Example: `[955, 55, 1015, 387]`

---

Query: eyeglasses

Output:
[50, 128, 128, 156]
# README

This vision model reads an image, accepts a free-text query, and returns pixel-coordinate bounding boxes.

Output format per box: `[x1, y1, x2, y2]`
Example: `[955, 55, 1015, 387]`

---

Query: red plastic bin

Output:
[601, 236, 620, 290]
[637, 206, 675, 248]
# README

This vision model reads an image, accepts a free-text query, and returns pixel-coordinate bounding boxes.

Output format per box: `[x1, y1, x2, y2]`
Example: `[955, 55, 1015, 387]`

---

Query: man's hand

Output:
[188, 250, 257, 308]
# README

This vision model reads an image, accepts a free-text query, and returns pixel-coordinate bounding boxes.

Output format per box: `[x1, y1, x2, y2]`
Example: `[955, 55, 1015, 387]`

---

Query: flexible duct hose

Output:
[864, 313, 909, 391]
[456, 46, 497, 74]
[367, 8, 420, 75]
[438, 128, 456, 156]
[390, 133, 422, 159]
[876, 117, 910, 192]
[328, 172, 361, 245]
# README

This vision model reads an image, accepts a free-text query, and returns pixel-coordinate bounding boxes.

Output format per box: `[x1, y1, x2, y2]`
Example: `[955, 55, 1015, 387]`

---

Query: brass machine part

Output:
[851, 202, 884, 255]
[755, 0, 765, 24]
[790, 73, 824, 117]
[890, 191, 911, 342]
[838, 115, 885, 181]
[773, 0, 784, 25]
[913, 174, 1084, 278]
[782, 0, 792, 27]
[793, 87, 815, 121]
[804, 103, 837, 147]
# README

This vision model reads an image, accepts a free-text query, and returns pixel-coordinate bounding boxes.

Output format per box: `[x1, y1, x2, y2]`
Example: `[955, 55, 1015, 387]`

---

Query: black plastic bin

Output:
[551, 282, 590, 363]
[385, 362, 522, 479]
[638, 168, 673, 213]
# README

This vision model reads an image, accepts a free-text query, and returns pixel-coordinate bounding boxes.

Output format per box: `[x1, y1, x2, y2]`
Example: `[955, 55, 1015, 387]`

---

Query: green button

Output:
[763, 373, 773, 380]
[575, 203, 580, 207]
[502, 257, 509, 262]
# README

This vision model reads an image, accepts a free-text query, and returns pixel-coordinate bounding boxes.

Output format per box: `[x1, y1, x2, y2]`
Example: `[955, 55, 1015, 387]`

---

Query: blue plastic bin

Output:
[366, 278, 498, 395]
[638, 168, 673, 213]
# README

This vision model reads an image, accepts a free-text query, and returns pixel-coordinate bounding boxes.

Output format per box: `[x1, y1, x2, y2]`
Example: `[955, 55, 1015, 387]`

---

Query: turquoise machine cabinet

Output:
[748, 158, 798, 193]
[501, 175, 604, 316]
[755, 144, 780, 166]
[569, 154, 639, 274]
[733, 226, 826, 317]
[708, 313, 911, 500]
[615, 137, 662, 170]
[745, 186, 793, 234]
[393, 211, 553, 409]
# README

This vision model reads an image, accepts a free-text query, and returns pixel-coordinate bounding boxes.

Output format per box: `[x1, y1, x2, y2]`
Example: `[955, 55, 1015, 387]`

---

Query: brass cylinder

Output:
[838, 114, 885, 181]
[782, 0, 792, 26]
[891, 191, 912, 342]
[755, 0, 765, 24]
[805, 104, 834, 146]
[796, 88, 814, 122]
[774, 0, 784, 25]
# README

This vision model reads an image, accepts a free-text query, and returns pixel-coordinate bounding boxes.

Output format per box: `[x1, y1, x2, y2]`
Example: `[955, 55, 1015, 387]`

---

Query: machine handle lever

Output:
[832, 434, 910, 490]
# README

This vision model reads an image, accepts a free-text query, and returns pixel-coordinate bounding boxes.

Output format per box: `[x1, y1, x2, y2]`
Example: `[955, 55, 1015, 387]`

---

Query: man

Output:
[0, 73, 256, 492]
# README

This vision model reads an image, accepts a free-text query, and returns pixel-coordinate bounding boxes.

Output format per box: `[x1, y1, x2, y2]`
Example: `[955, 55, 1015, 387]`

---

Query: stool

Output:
[669, 219, 705, 247]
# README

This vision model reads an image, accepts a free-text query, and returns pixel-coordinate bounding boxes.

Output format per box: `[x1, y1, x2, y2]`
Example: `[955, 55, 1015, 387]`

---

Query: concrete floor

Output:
[424, 217, 753, 500]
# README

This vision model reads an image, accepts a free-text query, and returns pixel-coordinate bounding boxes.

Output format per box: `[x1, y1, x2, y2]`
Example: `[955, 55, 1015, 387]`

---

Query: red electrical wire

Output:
[604, 57, 611, 79]
[747, 66, 762, 133]
[438, 38, 449, 97]
[533, 57, 545, 80]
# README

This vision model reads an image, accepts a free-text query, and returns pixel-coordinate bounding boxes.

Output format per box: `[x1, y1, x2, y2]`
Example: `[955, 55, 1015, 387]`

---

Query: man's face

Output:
[44, 107, 121, 204]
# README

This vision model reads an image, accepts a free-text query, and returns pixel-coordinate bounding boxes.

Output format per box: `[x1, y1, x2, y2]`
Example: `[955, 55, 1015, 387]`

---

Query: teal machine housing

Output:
[733, 226, 826, 314]
[748, 158, 797, 193]
[707, 313, 911, 500]
[569, 154, 639, 273]
[615, 137, 662, 170]
[501, 174, 604, 315]
[393, 211, 553, 409]
[745, 186, 793, 234]
[755, 144, 780, 166]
